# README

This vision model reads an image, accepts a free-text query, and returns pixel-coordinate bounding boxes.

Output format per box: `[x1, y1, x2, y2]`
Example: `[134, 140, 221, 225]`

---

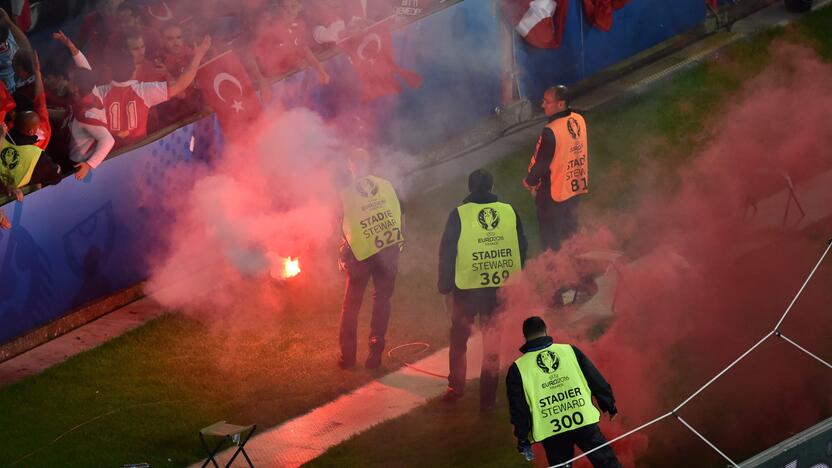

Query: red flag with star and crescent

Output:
[196, 49, 262, 137]
[338, 17, 422, 102]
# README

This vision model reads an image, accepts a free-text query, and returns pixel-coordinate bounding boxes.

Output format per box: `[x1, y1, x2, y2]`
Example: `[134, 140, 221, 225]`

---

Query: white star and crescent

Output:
[148, 2, 174, 21]
[356, 33, 382, 62]
[213, 72, 245, 113]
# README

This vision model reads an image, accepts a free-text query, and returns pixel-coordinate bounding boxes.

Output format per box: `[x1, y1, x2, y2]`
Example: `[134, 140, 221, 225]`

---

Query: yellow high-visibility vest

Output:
[454, 202, 521, 289]
[0, 138, 43, 188]
[341, 175, 403, 261]
[515, 343, 601, 443]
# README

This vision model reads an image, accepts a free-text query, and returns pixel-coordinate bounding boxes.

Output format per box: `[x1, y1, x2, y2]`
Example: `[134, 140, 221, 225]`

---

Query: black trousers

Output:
[536, 195, 580, 252]
[542, 424, 622, 468]
[448, 289, 501, 408]
[339, 246, 399, 365]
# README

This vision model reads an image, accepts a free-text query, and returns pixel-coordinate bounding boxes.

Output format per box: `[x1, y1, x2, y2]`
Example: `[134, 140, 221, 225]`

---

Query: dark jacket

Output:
[525, 109, 578, 203]
[437, 191, 528, 295]
[506, 336, 617, 441]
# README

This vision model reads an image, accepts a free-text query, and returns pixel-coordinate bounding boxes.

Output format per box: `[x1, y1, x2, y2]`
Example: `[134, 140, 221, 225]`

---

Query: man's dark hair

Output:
[12, 50, 34, 77]
[43, 55, 71, 79]
[522, 316, 547, 339]
[546, 84, 570, 105]
[110, 52, 136, 82]
[12, 91, 33, 111]
[122, 33, 145, 55]
[468, 169, 494, 194]
[162, 21, 183, 34]
[0, 24, 9, 44]
[73, 69, 98, 96]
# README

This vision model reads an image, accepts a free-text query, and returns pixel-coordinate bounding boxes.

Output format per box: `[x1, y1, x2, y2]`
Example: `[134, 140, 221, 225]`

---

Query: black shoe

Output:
[364, 353, 382, 370]
[442, 388, 464, 402]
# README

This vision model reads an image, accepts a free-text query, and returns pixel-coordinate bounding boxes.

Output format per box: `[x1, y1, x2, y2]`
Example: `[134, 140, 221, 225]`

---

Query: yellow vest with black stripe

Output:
[0, 138, 42, 188]
[341, 175, 403, 261]
[515, 343, 601, 442]
[530, 112, 589, 202]
[454, 202, 521, 289]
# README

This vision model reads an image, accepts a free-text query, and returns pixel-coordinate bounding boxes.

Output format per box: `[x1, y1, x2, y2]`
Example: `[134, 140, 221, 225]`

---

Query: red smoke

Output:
[499, 42, 832, 466]
[145, 106, 347, 322]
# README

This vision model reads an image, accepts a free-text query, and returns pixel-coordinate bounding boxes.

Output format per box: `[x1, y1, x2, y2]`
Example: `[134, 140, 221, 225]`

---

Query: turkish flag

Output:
[196, 49, 262, 137]
[581, 0, 630, 32]
[338, 17, 422, 101]
[500, 0, 570, 49]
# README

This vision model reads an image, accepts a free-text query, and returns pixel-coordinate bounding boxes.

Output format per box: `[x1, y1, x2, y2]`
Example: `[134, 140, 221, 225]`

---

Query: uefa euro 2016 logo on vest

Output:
[536, 350, 560, 374]
[477, 208, 500, 231]
[567, 117, 581, 140]
[356, 178, 379, 198]
[0, 147, 20, 170]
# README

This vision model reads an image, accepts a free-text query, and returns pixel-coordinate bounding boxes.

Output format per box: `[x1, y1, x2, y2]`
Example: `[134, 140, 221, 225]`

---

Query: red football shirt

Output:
[93, 80, 169, 145]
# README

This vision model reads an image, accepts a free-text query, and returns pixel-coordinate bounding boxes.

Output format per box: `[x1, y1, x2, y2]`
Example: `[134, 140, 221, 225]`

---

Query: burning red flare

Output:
[267, 252, 301, 280]
[282, 257, 301, 279]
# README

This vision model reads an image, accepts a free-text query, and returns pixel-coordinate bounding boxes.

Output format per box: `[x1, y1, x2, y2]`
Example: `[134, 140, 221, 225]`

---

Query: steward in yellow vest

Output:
[0, 111, 61, 197]
[507, 316, 621, 467]
[337, 149, 403, 370]
[524, 85, 588, 253]
[1, 64, 62, 199]
[438, 169, 527, 411]
[341, 175, 403, 261]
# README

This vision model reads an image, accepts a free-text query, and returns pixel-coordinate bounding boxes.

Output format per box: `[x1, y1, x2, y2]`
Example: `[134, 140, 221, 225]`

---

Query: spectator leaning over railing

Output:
[0, 7, 31, 93]
[0, 52, 62, 202]
[93, 35, 212, 148]
[68, 69, 114, 181]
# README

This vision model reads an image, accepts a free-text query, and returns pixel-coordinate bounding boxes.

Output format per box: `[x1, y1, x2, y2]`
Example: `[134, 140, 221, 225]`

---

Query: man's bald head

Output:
[15, 111, 40, 137]
[541, 85, 569, 117]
